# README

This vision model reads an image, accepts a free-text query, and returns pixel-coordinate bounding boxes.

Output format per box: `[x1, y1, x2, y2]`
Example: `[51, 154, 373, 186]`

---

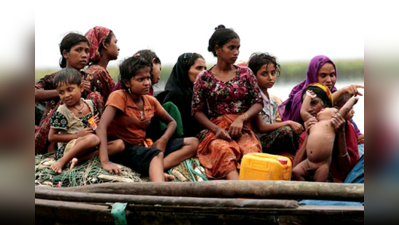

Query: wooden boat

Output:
[35, 180, 364, 224]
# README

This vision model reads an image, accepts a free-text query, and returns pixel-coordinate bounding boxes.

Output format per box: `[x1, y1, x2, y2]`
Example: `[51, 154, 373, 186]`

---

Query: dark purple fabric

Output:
[278, 55, 338, 123]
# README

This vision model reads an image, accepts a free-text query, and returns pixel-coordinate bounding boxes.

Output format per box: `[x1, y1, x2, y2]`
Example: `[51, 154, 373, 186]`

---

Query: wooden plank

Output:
[35, 198, 114, 225]
[35, 188, 299, 209]
[42, 180, 364, 201]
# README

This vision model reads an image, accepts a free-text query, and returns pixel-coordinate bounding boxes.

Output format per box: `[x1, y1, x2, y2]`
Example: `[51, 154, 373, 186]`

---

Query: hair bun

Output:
[215, 24, 226, 30]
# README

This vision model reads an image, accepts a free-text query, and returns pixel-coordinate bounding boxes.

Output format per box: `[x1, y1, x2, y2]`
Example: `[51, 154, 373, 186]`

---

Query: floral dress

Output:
[191, 66, 263, 179]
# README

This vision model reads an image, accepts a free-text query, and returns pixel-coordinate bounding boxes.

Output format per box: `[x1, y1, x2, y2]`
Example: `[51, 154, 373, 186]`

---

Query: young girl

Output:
[292, 84, 358, 182]
[49, 68, 124, 173]
[192, 25, 263, 180]
[85, 26, 119, 109]
[247, 53, 303, 158]
[35, 32, 94, 153]
[96, 56, 198, 182]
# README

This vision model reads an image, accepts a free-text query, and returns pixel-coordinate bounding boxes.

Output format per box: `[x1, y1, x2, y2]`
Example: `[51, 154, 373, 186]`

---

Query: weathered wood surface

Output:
[35, 198, 364, 225]
[39, 180, 364, 201]
[35, 188, 299, 208]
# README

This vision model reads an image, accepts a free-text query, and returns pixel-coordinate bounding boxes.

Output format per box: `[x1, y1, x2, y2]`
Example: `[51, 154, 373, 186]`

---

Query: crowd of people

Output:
[35, 25, 364, 183]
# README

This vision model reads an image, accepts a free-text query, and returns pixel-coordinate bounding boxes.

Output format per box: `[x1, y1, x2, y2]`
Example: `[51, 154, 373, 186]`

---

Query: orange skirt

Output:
[197, 114, 261, 179]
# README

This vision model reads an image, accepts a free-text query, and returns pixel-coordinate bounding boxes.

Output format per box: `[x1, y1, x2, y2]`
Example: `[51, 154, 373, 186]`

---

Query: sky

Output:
[34, 0, 365, 69]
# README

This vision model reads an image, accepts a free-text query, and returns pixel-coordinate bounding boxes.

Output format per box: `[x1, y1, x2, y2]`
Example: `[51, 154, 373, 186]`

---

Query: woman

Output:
[279, 55, 363, 125]
[85, 26, 120, 112]
[192, 25, 263, 180]
[156, 53, 206, 137]
[293, 84, 360, 182]
[35, 32, 93, 153]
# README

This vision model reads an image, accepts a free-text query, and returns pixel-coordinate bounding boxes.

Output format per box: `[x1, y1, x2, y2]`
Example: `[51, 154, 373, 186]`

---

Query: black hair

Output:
[54, 68, 82, 88]
[248, 52, 281, 77]
[133, 49, 161, 84]
[59, 32, 90, 68]
[118, 55, 152, 91]
[301, 85, 333, 108]
[208, 24, 240, 57]
[182, 53, 204, 68]
[334, 93, 352, 109]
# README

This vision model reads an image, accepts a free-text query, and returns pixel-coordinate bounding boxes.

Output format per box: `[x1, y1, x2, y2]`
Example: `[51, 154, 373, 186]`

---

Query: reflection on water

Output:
[154, 80, 365, 133]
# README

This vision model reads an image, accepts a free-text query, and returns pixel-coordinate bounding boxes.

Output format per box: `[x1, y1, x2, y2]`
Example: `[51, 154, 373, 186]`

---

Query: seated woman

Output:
[247, 52, 303, 159]
[292, 84, 360, 182]
[156, 53, 207, 138]
[192, 25, 263, 180]
[278, 55, 363, 125]
[84, 26, 120, 113]
[293, 84, 359, 182]
[35, 32, 101, 154]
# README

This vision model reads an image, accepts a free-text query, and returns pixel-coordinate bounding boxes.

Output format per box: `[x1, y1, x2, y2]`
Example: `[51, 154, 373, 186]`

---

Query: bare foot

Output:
[69, 158, 78, 170]
[164, 173, 175, 182]
[51, 160, 65, 173]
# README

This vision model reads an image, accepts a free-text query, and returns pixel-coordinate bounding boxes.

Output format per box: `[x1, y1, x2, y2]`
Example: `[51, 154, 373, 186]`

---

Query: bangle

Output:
[243, 112, 249, 121]
[339, 152, 349, 157]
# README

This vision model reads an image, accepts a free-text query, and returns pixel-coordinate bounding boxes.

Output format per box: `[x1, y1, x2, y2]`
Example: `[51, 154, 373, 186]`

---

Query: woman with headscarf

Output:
[279, 55, 363, 125]
[85, 26, 119, 113]
[156, 53, 206, 138]
[293, 83, 360, 182]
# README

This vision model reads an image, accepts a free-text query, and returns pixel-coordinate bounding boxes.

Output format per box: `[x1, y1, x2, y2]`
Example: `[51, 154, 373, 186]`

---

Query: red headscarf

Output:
[85, 26, 111, 62]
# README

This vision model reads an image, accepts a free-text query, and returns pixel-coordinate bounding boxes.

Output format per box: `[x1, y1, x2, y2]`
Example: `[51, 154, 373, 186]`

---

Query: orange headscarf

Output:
[309, 83, 334, 104]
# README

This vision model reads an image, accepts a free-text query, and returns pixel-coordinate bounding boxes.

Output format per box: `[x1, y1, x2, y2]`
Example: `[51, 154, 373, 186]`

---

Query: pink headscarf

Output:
[85, 26, 111, 62]
[278, 55, 338, 123]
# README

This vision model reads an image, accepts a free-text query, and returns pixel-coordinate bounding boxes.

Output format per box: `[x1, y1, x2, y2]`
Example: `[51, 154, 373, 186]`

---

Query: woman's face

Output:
[216, 38, 240, 64]
[104, 34, 119, 60]
[256, 63, 277, 90]
[305, 95, 326, 117]
[188, 58, 206, 83]
[317, 63, 337, 90]
[151, 62, 161, 85]
[63, 42, 90, 70]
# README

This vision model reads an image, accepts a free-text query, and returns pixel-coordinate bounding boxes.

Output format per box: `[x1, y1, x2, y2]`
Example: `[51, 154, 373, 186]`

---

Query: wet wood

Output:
[35, 188, 299, 208]
[42, 180, 364, 201]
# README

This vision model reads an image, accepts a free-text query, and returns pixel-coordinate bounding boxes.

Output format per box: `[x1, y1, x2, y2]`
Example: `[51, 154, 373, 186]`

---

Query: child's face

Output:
[256, 63, 277, 90]
[57, 82, 83, 107]
[63, 42, 89, 70]
[346, 108, 355, 120]
[151, 63, 161, 85]
[125, 67, 152, 95]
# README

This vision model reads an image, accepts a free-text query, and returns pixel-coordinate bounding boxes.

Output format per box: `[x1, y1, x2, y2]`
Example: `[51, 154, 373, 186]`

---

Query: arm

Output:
[152, 109, 177, 152]
[332, 84, 364, 100]
[194, 111, 232, 141]
[256, 116, 303, 134]
[48, 128, 93, 143]
[96, 106, 122, 174]
[331, 114, 352, 175]
[35, 89, 59, 102]
[300, 91, 315, 122]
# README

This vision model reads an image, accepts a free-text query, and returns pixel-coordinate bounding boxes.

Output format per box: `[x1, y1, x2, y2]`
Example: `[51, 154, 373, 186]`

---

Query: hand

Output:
[77, 127, 94, 137]
[228, 116, 244, 139]
[342, 84, 364, 96]
[288, 121, 304, 134]
[304, 117, 317, 134]
[94, 113, 100, 124]
[331, 113, 346, 133]
[81, 80, 91, 93]
[306, 90, 317, 99]
[151, 138, 168, 152]
[358, 134, 364, 144]
[214, 127, 232, 141]
[102, 161, 122, 175]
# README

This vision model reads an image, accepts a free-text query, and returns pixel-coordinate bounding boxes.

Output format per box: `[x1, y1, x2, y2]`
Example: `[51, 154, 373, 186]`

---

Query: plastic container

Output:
[239, 153, 292, 180]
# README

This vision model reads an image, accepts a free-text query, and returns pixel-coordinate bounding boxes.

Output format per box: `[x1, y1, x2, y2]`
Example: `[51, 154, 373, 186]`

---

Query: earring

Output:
[128, 88, 132, 94]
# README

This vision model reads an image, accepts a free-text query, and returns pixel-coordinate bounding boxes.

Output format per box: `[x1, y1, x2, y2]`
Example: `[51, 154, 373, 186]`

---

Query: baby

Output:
[292, 89, 358, 182]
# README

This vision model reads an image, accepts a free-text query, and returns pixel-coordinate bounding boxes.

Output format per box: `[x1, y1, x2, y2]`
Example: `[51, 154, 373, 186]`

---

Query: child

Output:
[49, 68, 124, 173]
[292, 84, 359, 182]
[248, 52, 303, 157]
[96, 55, 198, 182]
